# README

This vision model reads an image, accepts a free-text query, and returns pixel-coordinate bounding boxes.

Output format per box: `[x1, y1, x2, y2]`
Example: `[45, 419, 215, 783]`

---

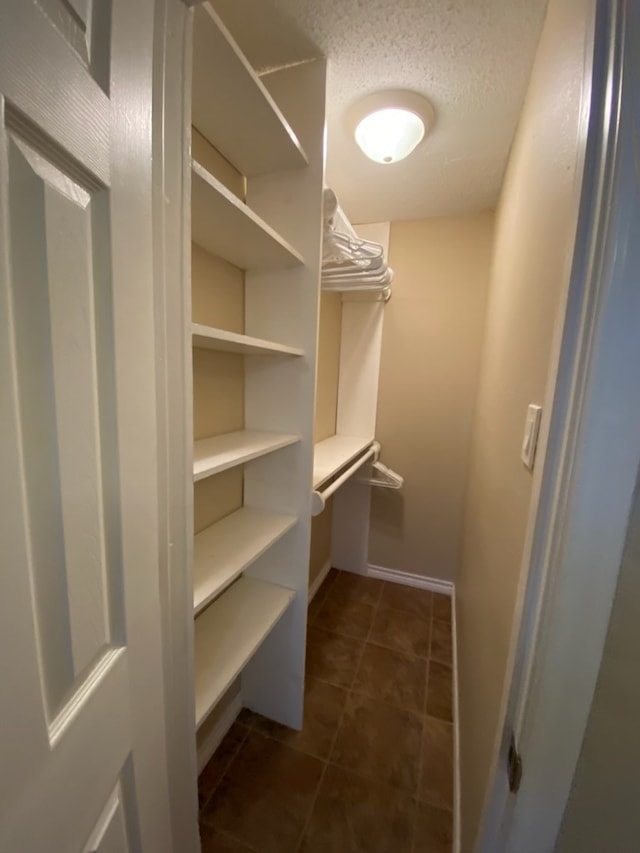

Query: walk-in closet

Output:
[173, 0, 596, 850]
[0, 0, 610, 850]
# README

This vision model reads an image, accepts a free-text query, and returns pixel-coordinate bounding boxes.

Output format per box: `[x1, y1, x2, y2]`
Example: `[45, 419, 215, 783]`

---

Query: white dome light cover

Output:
[355, 108, 425, 164]
[348, 90, 436, 166]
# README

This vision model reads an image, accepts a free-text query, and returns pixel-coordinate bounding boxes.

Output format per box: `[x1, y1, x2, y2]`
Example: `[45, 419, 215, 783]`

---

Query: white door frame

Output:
[478, 1, 640, 849]
[152, 0, 200, 850]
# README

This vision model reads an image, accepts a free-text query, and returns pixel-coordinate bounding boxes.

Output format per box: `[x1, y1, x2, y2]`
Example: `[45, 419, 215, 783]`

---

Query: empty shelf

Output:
[191, 160, 304, 271]
[193, 507, 297, 616]
[313, 435, 373, 489]
[192, 324, 303, 357]
[192, 4, 307, 177]
[194, 429, 300, 481]
[194, 576, 295, 728]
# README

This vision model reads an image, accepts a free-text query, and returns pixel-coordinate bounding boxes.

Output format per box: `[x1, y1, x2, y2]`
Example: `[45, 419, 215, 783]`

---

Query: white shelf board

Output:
[192, 4, 307, 177]
[192, 324, 303, 358]
[193, 507, 297, 616]
[194, 576, 295, 728]
[191, 160, 304, 271]
[313, 434, 373, 489]
[194, 430, 300, 482]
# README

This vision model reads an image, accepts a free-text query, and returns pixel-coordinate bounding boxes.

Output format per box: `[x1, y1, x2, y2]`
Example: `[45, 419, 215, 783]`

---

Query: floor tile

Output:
[432, 593, 452, 624]
[252, 677, 348, 759]
[379, 583, 433, 620]
[420, 716, 454, 810]
[413, 802, 453, 853]
[331, 693, 423, 793]
[313, 567, 338, 602]
[430, 619, 453, 666]
[369, 607, 431, 658]
[314, 595, 376, 640]
[198, 722, 249, 809]
[200, 826, 257, 852]
[306, 627, 364, 688]
[328, 571, 384, 606]
[426, 661, 453, 722]
[352, 643, 427, 714]
[299, 764, 415, 853]
[201, 732, 324, 853]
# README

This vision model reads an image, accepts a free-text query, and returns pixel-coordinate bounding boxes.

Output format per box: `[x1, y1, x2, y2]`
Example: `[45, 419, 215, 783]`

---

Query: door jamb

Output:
[152, 0, 199, 850]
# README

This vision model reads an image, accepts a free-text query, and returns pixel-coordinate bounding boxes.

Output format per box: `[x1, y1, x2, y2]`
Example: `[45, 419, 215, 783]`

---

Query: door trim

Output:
[152, 0, 199, 850]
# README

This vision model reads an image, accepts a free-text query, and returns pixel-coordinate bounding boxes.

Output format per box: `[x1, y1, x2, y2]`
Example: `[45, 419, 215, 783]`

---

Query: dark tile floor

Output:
[199, 569, 454, 853]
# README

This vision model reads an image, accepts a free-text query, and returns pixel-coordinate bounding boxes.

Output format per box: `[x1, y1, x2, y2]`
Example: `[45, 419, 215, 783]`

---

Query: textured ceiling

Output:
[212, 0, 548, 223]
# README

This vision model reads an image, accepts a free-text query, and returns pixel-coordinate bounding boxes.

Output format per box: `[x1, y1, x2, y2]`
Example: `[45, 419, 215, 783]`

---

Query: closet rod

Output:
[311, 442, 378, 516]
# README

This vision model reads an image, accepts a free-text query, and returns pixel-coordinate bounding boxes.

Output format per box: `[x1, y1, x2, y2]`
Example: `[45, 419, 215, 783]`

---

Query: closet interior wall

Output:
[368, 214, 495, 582]
[456, 0, 593, 845]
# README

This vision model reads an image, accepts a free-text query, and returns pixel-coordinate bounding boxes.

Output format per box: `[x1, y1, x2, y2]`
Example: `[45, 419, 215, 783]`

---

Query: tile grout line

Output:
[298, 574, 385, 850]
[292, 755, 330, 853]
[420, 602, 456, 851]
[314, 608, 433, 659]
[325, 576, 428, 833]
[211, 827, 261, 853]
[198, 721, 251, 817]
[409, 599, 434, 853]
[293, 570, 379, 853]
[327, 575, 382, 762]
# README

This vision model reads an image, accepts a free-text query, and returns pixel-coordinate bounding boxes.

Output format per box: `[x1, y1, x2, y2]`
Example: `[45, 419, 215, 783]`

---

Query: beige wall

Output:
[192, 245, 244, 332]
[314, 291, 342, 443]
[368, 213, 494, 580]
[555, 473, 640, 852]
[309, 495, 334, 587]
[191, 133, 246, 536]
[192, 127, 245, 199]
[456, 0, 591, 848]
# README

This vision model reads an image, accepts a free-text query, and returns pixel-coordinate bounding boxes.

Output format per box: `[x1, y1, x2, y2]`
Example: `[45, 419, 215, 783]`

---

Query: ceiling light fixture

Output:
[349, 90, 435, 165]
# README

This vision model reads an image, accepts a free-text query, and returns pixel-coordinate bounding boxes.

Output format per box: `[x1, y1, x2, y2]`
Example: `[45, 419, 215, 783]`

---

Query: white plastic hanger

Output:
[358, 459, 404, 489]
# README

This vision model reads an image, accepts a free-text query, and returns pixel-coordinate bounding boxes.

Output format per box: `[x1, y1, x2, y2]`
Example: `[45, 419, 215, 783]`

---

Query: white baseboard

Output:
[452, 586, 461, 853]
[366, 563, 454, 596]
[196, 692, 243, 774]
[308, 559, 332, 604]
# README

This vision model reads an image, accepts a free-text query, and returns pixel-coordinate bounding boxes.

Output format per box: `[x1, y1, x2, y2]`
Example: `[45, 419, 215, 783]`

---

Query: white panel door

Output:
[0, 1, 179, 851]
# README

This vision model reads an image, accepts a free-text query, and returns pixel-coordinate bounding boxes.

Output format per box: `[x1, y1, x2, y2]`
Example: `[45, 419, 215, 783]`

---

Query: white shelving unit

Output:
[317, 221, 391, 575]
[193, 508, 297, 616]
[191, 160, 304, 271]
[192, 323, 303, 358]
[191, 3, 307, 177]
[193, 430, 300, 482]
[194, 577, 296, 727]
[313, 434, 373, 489]
[184, 0, 326, 769]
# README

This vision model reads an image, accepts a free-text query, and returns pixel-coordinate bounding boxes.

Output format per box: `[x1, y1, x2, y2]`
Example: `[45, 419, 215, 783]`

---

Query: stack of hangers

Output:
[321, 189, 393, 298]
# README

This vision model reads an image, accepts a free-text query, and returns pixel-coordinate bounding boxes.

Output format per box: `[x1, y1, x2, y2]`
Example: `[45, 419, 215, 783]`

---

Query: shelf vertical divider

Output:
[240, 59, 327, 728]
